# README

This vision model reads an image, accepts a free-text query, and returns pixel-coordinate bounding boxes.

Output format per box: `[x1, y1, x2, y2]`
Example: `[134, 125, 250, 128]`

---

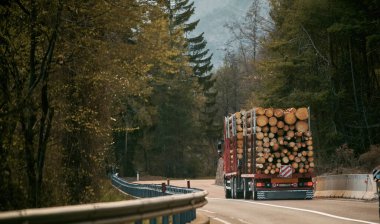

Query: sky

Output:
[191, 0, 254, 69]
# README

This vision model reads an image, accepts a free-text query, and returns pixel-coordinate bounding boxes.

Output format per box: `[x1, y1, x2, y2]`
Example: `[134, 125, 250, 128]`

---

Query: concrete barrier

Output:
[314, 174, 378, 200]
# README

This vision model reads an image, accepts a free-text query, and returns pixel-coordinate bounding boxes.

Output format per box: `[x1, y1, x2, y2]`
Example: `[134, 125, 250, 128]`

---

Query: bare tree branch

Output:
[300, 24, 329, 65]
[15, 0, 30, 15]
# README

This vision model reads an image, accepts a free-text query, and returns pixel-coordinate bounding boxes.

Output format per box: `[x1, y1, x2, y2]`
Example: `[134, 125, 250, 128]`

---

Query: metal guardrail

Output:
[0, 175, 208, 224]
[112, 175, 202, 197]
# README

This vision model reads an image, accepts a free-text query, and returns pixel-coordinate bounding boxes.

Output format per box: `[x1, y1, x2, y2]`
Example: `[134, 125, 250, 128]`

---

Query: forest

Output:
[215, 0, 380, 175]
[0, 0, 379, 211]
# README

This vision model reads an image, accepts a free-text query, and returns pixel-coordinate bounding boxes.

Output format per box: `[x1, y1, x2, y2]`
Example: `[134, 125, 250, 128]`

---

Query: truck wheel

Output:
[252, 180, 257, 200]
[243, 179, 252, 200]
[252, 191, 257, 200]
[225, 188, 231, 198]
[224, 179, 231, 199]
[231, 177, 237, 199]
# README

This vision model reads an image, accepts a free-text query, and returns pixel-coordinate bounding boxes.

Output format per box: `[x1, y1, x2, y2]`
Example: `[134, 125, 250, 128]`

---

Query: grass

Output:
[97, 179, 135, 202]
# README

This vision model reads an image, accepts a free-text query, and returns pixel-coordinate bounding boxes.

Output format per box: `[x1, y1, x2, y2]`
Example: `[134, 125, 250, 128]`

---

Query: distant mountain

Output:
[191, 0, 253, 69]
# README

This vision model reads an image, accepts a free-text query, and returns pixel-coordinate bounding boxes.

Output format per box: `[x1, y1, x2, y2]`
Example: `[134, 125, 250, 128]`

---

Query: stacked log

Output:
[227, 111, 244, 171]
[252, 107, 314, 174]
[227, 107, 314, 175]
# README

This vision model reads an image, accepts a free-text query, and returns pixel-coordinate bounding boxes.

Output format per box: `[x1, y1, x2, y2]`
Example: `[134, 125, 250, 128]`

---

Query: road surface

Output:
[135, 179, 379, 224]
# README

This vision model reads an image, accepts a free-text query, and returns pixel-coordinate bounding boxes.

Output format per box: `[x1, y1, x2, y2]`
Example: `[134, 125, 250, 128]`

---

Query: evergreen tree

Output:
[257, 0, 380, 171]
[170, 0, 219, 158]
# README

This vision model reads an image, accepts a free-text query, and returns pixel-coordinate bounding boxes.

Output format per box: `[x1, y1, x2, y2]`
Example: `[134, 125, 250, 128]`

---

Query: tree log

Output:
[235, 111, 241, 119]
[295, 107, 309, 120]
[256, 132, 264, 140]
[287, 108, 297, 113]
[284, 112, 297, 125]
[277, 121, 285, 129]
[256, 146, 263, 152]
[269, 116, 277, 126]
[287, 130, 295, 138]
[282, 156, 289, 164]
[257, 115, 268, 127]
[265, 108, 274, 117]
[256, 107, 265, 115]
[237, 140, 243, 148]
[274, 108, 284, 118]
[295, 121, 309, 132]
[270, 126, 278, 134]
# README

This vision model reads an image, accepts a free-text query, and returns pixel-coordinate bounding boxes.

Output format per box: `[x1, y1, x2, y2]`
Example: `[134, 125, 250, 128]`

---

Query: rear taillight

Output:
[256, 182, 271, 188]
[305, 181, 314, 187]
[256, 182, 265, 187]
[298, 181, 314, 187]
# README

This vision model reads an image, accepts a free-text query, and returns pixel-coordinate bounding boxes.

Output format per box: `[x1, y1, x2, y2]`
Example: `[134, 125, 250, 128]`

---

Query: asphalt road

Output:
[135, 179, 379, 224]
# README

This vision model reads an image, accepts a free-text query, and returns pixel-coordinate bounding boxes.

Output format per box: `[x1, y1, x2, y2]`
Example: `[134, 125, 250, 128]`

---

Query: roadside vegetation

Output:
[98, 179, 134, 202]
[213, 0, 380, 175]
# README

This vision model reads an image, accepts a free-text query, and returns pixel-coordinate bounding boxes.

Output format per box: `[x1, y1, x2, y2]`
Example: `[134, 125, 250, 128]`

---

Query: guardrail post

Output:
[150, 217, 157, 224]
[173, 214, 180, 224]
[182, 211, 187, 223]
[163, 215, 169, 224]
[191, 209, 196, 220]
[377, 181, 379, 217]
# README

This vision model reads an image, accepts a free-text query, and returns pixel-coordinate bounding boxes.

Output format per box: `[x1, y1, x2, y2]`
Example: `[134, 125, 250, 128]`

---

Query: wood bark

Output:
[228, 107, 314, 175]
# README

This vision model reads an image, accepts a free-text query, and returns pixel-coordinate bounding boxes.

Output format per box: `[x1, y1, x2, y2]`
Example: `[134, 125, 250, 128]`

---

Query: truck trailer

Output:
[223, 107, 314, 200]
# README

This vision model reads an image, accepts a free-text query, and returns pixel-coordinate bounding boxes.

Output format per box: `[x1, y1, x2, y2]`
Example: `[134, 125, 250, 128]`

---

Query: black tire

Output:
[234, 177, 244, 199]
[252, 190, 257, 200]
[224, 179, 231, 199]
[231, 177, 237, 199]
[243, 179, 252, 200]
[252, 180, 257, 200]
[225, 189, 231, 198]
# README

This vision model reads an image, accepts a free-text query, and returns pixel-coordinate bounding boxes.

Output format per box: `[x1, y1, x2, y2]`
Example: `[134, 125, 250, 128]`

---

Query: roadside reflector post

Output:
[167, 179, 170, 186]
[373, 166, 379, 217]
[377, 179, 380, 218]
[161, 183, 166, 193]
[187, 180, 190, 188]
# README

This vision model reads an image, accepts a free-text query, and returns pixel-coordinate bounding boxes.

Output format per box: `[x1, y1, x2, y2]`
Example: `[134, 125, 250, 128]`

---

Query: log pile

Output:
[226, 107, 314, 175]
[227, 111, 242, 171]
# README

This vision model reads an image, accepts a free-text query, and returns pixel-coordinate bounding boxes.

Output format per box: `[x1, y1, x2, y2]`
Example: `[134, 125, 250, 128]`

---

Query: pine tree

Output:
[258, 0, 380, 171]
[170, 0, 219, 150]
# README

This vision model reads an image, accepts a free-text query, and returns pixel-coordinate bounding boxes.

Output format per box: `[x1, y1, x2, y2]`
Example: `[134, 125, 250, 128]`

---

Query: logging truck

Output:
[223, 107, 315, 200]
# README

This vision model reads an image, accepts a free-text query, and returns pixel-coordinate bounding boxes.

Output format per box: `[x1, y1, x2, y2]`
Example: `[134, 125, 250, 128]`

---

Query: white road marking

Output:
[238, 218, 251, 224]
[207, 198, 378, 224]
[212, 217, 232, 224]
[198, 209, 216, 214]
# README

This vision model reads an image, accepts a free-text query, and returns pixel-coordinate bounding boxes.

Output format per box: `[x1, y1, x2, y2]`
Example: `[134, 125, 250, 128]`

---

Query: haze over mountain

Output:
[191, 0, 253, 69]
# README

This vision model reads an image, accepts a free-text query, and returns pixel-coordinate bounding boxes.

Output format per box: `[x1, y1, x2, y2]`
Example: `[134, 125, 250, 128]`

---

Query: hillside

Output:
[192, 0, 253, 68]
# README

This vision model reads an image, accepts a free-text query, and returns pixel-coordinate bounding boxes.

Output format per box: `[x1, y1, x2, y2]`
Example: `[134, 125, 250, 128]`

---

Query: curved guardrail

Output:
[0, 175, 208, 224]
[112, 174, 202, 197]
